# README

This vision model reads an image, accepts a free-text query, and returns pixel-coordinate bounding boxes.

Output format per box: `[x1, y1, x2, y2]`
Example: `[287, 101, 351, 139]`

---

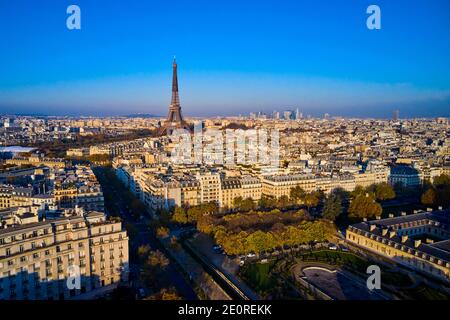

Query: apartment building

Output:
[6, 155, 67, 169]
[220, 177, 242, 209]
[0, 186, 34, 209]
[0, 212, 128, 300]
[196, 171, 221, 204]
[262, 174, 317, 198]
[354, 169, 390, 188]
[389, 165, 421, 187]
[240, 176, 262, 201]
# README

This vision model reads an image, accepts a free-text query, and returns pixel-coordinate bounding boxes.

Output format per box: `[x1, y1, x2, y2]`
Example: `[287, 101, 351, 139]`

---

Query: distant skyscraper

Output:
[283, 110, 293, 120]
[393, 109, 400, 121]
[295, 108, 302, 120]
[159, 58, 190, 135]
[273, 111, 280, 119]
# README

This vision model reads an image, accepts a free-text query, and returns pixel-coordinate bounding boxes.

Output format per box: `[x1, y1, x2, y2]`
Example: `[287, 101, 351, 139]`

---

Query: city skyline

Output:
[0, 0, 449, 117]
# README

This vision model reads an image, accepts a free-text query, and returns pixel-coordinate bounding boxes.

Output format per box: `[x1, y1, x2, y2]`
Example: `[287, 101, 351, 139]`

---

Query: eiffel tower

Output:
[159, 58, 190, 135]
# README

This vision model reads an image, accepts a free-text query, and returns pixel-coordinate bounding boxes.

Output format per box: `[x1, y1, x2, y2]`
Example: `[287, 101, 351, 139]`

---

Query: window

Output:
[6, 248, 11, 256]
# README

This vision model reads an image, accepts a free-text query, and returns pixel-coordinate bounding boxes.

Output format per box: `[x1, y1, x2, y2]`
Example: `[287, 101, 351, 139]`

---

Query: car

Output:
[340, 245, 349, 252]
[260, 258, 268, 264]
[328, 243, 338, 250]
[247, 252, 256, 258]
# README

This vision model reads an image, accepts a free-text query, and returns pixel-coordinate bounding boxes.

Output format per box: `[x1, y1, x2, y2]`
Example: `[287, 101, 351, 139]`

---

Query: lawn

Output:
[241, 261, 277, 295]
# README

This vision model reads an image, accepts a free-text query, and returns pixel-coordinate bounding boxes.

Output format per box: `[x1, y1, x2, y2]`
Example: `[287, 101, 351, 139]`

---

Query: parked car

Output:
[247, 252, 256, 258]
[213, 245, 223, 253]
[328, 243, 338, 250]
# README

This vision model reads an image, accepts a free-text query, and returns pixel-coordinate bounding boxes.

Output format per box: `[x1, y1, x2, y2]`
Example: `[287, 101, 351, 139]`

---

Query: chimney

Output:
[370, 224, 376, 231]
[389, 230, 396, 238]
[414, 240, 421, 248]
[382, 228, 388, 236]
[401, 211, 407, 216]
[401, 235, 408, 243]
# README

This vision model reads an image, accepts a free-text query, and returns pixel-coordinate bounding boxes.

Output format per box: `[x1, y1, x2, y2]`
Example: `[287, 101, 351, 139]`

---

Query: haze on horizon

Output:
[0, 0, 449, 118]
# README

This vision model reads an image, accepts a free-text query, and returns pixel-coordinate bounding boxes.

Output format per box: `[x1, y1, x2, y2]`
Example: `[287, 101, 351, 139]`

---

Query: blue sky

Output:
[0, 0, 449, 117]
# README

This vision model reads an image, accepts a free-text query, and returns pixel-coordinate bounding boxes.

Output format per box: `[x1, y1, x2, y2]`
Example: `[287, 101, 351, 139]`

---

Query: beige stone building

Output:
[240, 176, 262, 201]
[0, 212, 129, 300]
[6, 156, 67, 169]
[346, 210, 450, 283]
[262, 174, 317, 198]
[220, 177, 242, 209]
[196, 171, 221, 204]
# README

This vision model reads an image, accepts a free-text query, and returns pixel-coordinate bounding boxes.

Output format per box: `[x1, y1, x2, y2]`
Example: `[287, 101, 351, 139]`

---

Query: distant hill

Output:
[123, 113, 161, 118]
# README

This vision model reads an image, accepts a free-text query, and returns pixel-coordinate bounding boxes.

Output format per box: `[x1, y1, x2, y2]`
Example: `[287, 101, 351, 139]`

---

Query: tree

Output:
[433, 174, 450, 187]
[172, 207, 188, 224]
[140, 250, 170, 287]
[146, 288, 182, 300]
[421, 188, 437, 206]
[303, 192, 320, 212]
[147, 250, 169, 269]
[156, 226, 170, 238]
[290, 186, 306, 204]
[197, 214, 215, 234]
[258, 196, 276, 210]
[137, 244, 151, 263]
[276, 195, 291, 209]
[348, 194, 382, 219]
[233, 196, 244, 210]
[322, 194, 342, 221]
[432, 174, 450, 209]
[351, 185, 366, 197]
[187, 206, 202, 223]
[240, 198, 256, 212]
[375, 183, 396, 201]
